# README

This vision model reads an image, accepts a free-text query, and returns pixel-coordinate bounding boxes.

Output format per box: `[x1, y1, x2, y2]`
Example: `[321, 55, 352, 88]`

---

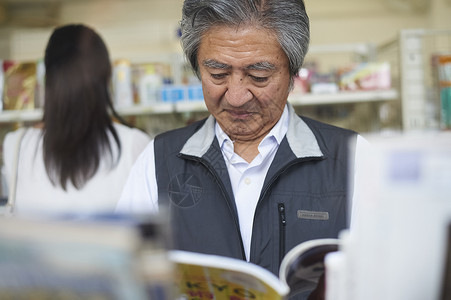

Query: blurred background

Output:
[1, 2, 450, 298]
[0, 0, 450, 136]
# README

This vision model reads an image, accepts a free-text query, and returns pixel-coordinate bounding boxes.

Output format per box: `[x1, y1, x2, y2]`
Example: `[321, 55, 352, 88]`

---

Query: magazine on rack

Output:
[169, 238, 340, 300]
[0, 215, 173, 300]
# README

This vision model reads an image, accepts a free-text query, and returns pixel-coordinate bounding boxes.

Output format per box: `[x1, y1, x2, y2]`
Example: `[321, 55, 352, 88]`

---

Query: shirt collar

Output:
[180, 102, 323, 159]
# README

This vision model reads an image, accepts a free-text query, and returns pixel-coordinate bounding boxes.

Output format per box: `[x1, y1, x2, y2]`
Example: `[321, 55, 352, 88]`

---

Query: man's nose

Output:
[224, 75, 253, 107]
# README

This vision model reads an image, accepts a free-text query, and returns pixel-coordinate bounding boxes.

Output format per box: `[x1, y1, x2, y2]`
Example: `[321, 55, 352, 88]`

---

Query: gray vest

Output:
[155, 107, 357, 278]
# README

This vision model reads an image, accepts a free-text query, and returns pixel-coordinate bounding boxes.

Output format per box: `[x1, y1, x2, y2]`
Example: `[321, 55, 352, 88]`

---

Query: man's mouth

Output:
[226, 109, 253, 120]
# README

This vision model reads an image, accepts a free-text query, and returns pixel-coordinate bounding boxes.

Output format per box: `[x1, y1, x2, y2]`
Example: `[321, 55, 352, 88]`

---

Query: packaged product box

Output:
[160, 85, 186, 102]
[339, 62, 391, 91]
[309, 72, 339, 94]
[131, 63, 170, 105]
[441, 87, 451, 129]
[35, 59, 45, 109]
[0, 59, 3, 112]
[438, 55, 451, 129]
[139, 72, 163, 105]
[187, 84, 203, 101]
[291, 67, 312, 95]
[113, 59, 134, 108]
[2, 60, 37, 110]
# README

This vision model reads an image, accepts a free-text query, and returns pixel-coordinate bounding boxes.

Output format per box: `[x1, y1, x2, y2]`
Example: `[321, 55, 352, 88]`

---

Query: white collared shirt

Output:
[216, 106, 290, 260]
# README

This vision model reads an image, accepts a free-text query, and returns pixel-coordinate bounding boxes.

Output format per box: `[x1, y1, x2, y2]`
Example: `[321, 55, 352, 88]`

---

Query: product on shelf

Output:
[131, 62, 171, 105]
[187, 84, 204, 101]
[291, 67, 312, 95]
[338, 62, 391, 91]
[160, 84, 204, 103]
[2, 60, 37, 111]
[160, 85, 185, 102]
[438, 55, 451, 129]
[0, 60, 3, 111]
[291, 61, 392, 96]
[35, 59, 45, 109]
[309, 72, 339, 94]
[113, 59, 134, 108]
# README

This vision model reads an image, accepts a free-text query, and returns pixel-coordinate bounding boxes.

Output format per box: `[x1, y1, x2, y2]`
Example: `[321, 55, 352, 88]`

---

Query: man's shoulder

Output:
[300, 115, 357, 137]
[297, 115, 358, 156]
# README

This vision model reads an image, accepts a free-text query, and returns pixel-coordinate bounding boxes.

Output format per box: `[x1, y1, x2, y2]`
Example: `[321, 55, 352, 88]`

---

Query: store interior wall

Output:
[0, 0, 450, 135]
[0, 0, 450, 61]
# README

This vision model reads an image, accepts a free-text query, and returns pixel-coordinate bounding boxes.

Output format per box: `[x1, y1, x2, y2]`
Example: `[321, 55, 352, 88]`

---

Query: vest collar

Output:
[180, 114, 216, 157]
[180, 103, 323, 159]
[286, 103, 324, 158]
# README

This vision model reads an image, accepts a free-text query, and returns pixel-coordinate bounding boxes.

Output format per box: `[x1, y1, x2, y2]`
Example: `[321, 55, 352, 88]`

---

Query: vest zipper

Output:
[278, 203, 287, 265]
[258, 158, 322, 265]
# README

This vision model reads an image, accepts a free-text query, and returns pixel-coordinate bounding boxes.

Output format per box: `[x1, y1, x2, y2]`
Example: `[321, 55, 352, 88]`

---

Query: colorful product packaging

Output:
[2, 60, 37, 110]
[113, 59, 134, 107]
[0, 59, 3, 112]
[438, 55, 451, 129]
[339, 62, 391, 91]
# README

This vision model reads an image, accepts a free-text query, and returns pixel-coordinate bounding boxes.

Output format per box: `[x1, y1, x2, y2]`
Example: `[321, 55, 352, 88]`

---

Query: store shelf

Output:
[116, 103, 174, 116]
[0, 109, 43, 123]
[174, 101, 207, 113]
[0, 89, 399, 123]
[0, 103, 174, 123]
[171, 89, 399, 112]
[288, 89, 398, 106]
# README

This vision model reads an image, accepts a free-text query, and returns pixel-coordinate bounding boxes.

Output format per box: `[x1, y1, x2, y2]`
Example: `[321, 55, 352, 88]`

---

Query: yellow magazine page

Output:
[169, 250, 289, 300]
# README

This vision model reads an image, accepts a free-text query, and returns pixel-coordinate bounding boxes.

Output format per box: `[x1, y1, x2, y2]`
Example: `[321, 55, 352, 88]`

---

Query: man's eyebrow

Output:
[202, 59, 276, 71]
[203, 59, 230, 69]
[245, 61, 276, 71]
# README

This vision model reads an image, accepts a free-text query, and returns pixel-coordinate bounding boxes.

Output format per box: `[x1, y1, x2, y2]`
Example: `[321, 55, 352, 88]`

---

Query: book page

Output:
[279, 238, 339, 298]
[169, 250, 289, 300]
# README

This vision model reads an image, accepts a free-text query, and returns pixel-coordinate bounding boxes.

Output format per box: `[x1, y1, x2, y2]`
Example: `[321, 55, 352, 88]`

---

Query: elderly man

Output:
[117, 1, 367, 298]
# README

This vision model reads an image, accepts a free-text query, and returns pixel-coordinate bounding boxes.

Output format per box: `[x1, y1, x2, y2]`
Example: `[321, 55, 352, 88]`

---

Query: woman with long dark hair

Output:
[2, 24, 150, 216]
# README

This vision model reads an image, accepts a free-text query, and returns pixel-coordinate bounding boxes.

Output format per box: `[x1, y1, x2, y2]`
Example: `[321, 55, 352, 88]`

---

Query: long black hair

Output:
[43, 24, 123, 190]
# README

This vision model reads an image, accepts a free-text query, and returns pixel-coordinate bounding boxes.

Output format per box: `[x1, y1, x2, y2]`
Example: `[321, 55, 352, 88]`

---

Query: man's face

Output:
[197, 25, 291, 143]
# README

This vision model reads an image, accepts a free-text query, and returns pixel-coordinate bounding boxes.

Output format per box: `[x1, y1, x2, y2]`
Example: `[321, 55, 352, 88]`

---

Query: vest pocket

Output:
[278, 203, 287, 265]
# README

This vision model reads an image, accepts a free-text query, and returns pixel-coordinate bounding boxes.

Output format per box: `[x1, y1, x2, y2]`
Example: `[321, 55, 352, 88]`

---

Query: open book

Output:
[169, 238, 340, 300]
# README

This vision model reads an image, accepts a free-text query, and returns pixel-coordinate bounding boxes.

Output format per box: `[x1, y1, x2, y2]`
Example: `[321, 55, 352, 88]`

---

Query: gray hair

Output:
[180, 0, 310, 86]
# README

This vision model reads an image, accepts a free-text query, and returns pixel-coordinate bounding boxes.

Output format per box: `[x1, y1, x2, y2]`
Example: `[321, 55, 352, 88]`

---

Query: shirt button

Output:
[244, 178, 251, 185]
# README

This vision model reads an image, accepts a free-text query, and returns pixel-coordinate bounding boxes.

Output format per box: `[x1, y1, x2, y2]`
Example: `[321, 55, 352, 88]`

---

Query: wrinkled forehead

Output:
[200, 24, 281, 53]
[200, 23, 279, 46]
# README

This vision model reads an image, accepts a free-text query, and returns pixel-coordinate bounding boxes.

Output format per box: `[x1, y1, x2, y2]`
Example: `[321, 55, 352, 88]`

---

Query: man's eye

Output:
[211, 73, 227, 80]
[250, 75, 268, 83]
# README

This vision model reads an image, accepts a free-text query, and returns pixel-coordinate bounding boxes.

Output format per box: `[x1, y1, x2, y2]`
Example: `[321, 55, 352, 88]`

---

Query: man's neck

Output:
[233, 139, 262, 163]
